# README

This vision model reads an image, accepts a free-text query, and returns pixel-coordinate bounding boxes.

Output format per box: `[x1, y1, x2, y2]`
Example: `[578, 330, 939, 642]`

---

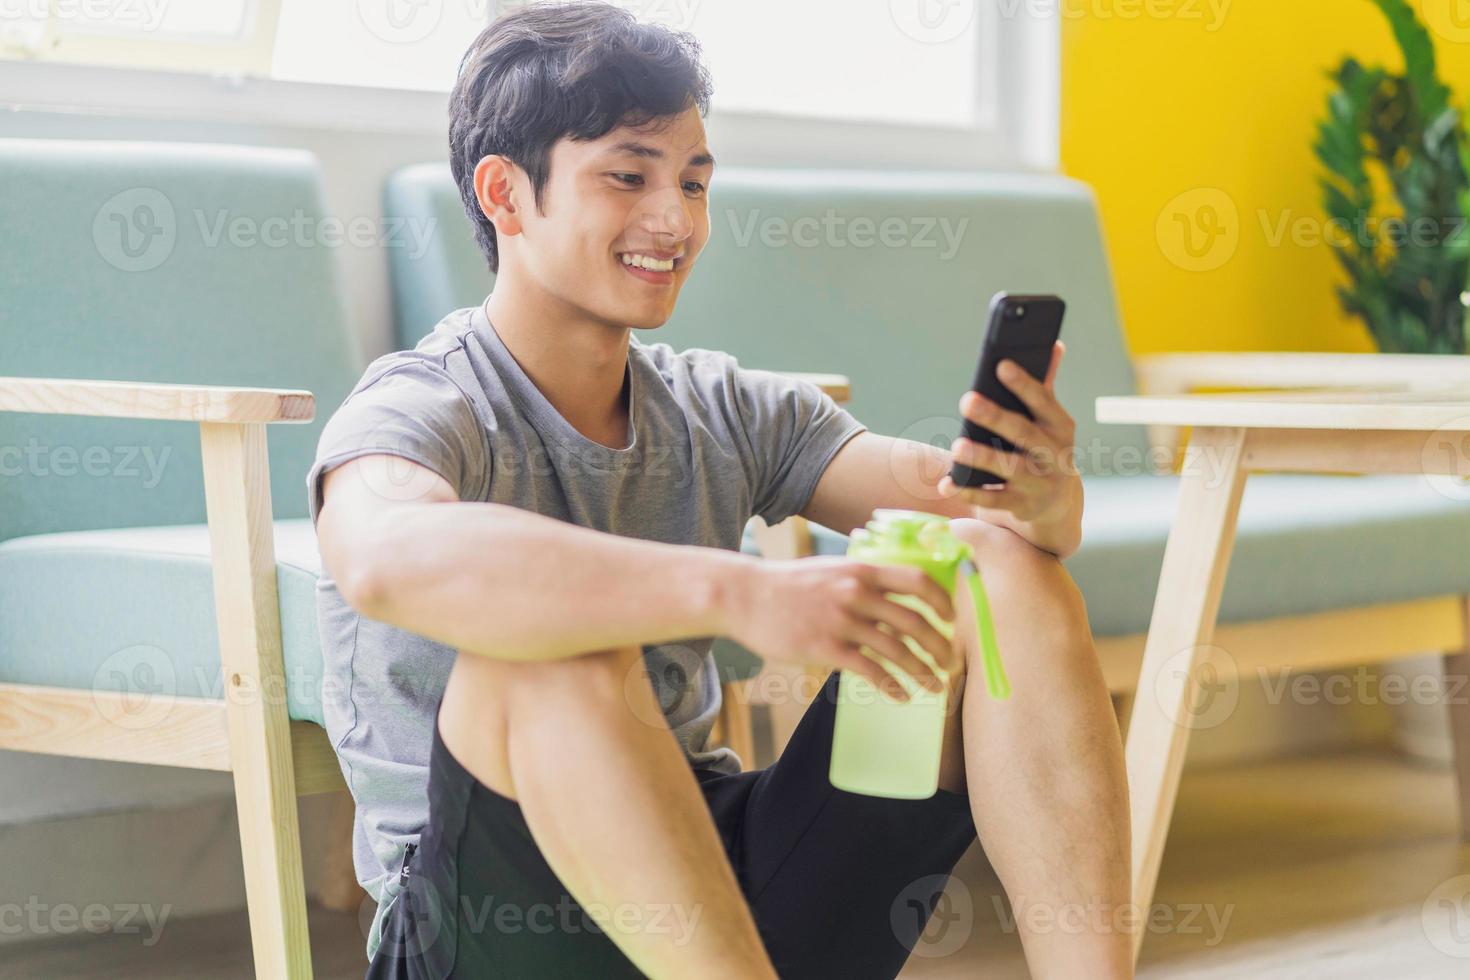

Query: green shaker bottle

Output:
[829, 509, 1009, 799]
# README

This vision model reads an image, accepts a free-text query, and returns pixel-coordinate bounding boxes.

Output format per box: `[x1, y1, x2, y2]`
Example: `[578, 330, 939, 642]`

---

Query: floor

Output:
[5, 748, 1469, 978]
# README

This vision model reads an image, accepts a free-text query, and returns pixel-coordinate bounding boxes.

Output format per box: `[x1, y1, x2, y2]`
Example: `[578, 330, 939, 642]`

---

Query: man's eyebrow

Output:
[607, 140, 716, 169]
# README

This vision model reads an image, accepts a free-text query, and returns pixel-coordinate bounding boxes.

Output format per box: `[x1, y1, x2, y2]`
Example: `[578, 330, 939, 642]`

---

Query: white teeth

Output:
[620, 253, 675, 272]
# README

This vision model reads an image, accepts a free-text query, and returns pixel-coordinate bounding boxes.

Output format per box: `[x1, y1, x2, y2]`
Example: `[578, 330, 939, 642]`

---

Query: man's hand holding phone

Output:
[941, 340, 1085, 560]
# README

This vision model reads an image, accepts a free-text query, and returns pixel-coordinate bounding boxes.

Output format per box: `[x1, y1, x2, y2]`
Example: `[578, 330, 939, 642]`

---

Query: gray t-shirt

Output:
[306, 303, 864, 956]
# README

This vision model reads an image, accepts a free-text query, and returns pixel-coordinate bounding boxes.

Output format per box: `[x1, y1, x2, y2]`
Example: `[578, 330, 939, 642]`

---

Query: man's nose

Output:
[631, 187, 694, 243]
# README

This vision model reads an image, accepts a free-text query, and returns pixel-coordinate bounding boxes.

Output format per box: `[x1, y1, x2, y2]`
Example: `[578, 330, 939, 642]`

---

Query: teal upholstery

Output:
[383, 162, 1470, 647]
[0, 139, 362, 722]
[383, 162, 493, 352]
[0, 522, 328, 726]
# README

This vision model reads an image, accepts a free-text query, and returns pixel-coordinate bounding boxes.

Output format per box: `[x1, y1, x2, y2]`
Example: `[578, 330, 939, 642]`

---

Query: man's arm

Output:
[802, 342, 1084, 559]
[317, 453, 959, 686]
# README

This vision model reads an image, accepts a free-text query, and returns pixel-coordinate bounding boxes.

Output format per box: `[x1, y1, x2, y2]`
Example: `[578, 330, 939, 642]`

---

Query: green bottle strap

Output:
[962, 559, 1011, 700]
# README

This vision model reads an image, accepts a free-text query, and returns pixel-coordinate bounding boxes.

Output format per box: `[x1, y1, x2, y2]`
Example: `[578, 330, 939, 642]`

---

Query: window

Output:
[0, 1, 1056, 169]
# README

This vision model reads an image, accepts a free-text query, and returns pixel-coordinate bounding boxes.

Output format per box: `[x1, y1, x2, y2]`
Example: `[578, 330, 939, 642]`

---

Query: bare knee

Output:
[439, 645, 649, 798]
[949, 518, 1092, 645]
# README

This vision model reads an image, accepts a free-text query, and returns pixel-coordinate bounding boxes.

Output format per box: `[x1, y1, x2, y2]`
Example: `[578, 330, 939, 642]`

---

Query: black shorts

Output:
[367, 670, 977, 979]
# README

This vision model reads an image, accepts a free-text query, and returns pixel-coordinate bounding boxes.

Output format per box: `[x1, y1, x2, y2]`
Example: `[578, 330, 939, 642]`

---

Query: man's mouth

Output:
[618, 251, 681, 284]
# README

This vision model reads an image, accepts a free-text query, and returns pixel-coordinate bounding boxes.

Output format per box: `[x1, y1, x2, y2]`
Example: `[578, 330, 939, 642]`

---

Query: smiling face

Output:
[486, 106, 714, 332]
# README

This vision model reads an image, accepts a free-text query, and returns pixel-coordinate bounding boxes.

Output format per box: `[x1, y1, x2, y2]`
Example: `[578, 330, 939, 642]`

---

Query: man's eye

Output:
[683, 181, 707, 197]
[611, 172, 644, 187]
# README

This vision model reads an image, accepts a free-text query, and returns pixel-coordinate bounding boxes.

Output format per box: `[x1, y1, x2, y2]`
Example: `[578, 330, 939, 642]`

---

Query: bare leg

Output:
[937, 519, 1133, 978]
[437, 645, 777, 980]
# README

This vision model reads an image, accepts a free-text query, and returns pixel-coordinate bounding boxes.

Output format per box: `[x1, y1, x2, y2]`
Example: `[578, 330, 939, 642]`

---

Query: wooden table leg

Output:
[1125, 426, 1249, 963]
[1445, 598, 1470, 843]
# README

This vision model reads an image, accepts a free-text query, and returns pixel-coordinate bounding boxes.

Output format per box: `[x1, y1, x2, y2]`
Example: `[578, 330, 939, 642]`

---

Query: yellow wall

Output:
[1061, 0, 1470, 354]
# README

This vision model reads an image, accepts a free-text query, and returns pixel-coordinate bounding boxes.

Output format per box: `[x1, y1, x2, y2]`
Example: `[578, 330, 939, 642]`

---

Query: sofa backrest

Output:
[383, 165, 1149, 466]
[0, 139, 363, 541]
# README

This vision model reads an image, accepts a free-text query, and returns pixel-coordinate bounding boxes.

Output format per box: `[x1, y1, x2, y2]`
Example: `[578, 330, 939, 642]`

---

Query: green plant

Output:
[1315, 0, 1470, 354]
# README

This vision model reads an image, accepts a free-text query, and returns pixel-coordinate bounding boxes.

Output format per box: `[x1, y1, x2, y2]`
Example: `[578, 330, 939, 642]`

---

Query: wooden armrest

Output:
[0, 377, 314, 423]
[1134, 352, 1470, 397]
[775, 372, 851, 404]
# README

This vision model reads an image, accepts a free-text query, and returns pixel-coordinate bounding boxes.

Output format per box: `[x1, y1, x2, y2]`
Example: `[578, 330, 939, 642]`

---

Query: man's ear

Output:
[473, 155, 523, 238]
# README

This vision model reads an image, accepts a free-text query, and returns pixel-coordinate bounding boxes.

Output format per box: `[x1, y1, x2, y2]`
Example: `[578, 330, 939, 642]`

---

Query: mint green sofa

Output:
[0, 138, 365, 977]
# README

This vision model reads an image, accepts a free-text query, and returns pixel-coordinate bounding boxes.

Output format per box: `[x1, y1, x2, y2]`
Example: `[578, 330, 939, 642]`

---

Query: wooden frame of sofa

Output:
[0, 371, 847, 979]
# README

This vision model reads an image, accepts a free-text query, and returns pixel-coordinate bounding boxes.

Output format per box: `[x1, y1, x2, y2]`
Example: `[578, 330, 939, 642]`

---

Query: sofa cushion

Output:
[0, 521, 329, 726]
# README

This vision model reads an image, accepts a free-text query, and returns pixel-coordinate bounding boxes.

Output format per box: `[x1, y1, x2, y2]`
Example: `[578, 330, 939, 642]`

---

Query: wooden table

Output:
[1095, 387, 1470, 961]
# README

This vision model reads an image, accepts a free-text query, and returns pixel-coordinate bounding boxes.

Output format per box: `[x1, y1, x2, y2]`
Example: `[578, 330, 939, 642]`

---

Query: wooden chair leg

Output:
[202, 422, 313, 979]
[317, 790, 367, 913]
[748, 515, 824, 759]
[1123, 427, 1248, 964]
[1444, 599, 1470, 843]
[716, 680, 757, 770]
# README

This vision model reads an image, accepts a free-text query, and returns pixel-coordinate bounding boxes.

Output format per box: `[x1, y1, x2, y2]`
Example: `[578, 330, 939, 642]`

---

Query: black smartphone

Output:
[950, 293, 1066, 489]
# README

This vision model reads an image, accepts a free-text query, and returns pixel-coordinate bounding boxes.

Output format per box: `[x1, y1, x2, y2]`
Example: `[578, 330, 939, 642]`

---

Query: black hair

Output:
[448, 1, 713, 272]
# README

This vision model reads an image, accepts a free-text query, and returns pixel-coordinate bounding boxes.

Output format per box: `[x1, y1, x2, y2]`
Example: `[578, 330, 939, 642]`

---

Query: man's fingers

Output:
[848, 623, 944, 694]
[833, 643, 910, 701]
[957, 391, 1042, 451]
[1042, 340, 1065, 391]
[865, 564, 955, 622]
[856, 594, 958, 675]
[939, 475, 1027, 516]
[996, 358, 1069, 429]
[949, 437, 1022, 480]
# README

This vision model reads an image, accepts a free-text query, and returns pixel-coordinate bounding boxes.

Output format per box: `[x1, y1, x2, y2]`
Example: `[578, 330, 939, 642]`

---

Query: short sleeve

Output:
[732, 367, 866, 526]
[306, 361, 489, 525]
